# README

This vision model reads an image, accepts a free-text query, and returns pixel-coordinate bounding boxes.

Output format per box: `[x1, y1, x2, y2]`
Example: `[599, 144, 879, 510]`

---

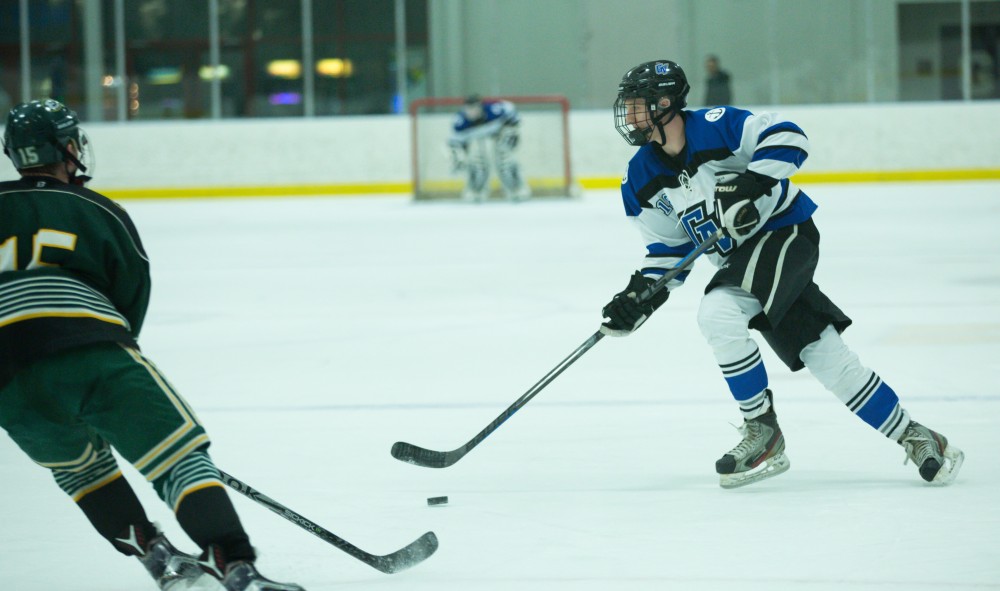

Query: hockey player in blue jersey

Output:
[600, 60, 964, 488]
[448, 95, 531, 202]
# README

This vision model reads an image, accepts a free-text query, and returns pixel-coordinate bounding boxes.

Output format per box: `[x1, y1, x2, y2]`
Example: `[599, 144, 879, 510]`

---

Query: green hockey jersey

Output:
[0, 176, 150, 388]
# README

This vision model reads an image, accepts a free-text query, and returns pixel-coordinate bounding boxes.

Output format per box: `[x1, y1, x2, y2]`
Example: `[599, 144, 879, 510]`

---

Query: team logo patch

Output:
[655, 62, 669, 75]
[621, 164, 629, 185]
[705, 107, 725, 122]
[655, 190, 674, 215]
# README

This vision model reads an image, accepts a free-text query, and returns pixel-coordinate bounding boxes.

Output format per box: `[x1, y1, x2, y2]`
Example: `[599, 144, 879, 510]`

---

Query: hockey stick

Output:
[219, 470, 438, 574]
[391, 229, 724, 469]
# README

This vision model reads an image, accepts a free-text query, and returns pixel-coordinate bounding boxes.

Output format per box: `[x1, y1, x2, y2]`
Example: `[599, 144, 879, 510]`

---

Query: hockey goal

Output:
[409, 95, 576, 200]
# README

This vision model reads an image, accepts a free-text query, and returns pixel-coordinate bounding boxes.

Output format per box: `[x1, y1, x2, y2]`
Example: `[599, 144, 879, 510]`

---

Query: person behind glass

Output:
[448, 95, 531, 202]
[0, 99, 305, 590]
[704, 54, 732, 106]
[601, 60, 964, 489]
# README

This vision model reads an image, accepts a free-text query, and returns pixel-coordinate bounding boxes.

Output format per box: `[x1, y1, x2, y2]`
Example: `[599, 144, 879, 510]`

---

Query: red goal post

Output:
[409, 95, 575, 200]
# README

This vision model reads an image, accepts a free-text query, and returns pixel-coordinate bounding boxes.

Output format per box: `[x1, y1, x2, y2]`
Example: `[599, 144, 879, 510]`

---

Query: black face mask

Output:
[614, 95, 679, 146]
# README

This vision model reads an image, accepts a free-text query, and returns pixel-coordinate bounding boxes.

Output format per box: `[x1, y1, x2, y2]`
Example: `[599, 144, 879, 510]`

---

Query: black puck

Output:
[427, 496, 448, 506]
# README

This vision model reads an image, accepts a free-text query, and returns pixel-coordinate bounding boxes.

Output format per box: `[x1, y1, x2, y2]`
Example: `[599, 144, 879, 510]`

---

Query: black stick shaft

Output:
[391, 230, 722, 468]
[219, 470, 437, 573]
[461, 329, 604, 448]
[458, 230, 721, 448]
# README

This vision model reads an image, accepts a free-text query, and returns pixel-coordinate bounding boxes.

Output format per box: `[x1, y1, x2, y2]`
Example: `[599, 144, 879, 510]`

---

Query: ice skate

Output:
[199, 545, 305, 591]
[461, 186, 488, 203]
[504, 182, 531, 202]
[137, 534, 217, 590]
[220, 562, 306, 591]
[898, 421, 964, 485]
[715, 392, 789, 488]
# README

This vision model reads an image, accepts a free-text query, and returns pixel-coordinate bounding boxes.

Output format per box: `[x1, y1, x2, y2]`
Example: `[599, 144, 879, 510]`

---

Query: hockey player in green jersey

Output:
[0, 99, 305, 590]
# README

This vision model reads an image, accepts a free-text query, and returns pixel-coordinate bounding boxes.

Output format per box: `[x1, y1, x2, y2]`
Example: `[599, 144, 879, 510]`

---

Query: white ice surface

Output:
[1, 184, 998, 590]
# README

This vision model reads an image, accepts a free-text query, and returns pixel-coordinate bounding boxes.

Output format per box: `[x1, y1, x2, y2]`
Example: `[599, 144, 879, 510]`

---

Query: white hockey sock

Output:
[800, 325, 910, 440]
[698, 286, 771, 419]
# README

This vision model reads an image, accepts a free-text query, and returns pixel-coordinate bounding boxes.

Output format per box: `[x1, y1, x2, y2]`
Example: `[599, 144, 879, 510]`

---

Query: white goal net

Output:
[410, 95, 576, 200]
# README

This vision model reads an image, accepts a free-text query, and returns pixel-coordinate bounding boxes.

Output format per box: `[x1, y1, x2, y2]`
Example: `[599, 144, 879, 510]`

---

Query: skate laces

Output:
[899, 426, 941, 467]
[726, 420, 763, 458]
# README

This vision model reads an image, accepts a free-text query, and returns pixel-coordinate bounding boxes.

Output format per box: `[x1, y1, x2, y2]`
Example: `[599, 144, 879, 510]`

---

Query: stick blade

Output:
[372, 531, 439, 574]
[390, 441, 460, 468]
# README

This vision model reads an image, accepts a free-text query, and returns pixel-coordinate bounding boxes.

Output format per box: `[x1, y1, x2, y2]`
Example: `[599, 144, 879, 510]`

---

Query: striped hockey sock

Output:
[844, 372, 910, 440]
[801, 325, 910, 441]
[718, 346, 771, 420]
[53, 442, 122, 501]
[153, 449, 225, 511]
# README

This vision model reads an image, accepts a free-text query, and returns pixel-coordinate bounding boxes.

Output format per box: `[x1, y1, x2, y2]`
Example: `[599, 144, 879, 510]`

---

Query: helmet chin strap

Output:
[68, 167, 91, 186]
[59, 141, 91, 185]
[637, 96, 675, 145]
[650, 98, 680, 144]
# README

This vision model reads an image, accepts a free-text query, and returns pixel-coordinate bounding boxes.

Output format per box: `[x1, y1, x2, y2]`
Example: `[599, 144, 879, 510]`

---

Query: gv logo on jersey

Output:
[621, 164, 629, 185]
[681, 204, 734, 256]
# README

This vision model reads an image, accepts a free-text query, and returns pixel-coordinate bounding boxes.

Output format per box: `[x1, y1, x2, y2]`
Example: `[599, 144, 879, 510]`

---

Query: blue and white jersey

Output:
[449, 100, 520, 147]
[620, 106, 817, 289]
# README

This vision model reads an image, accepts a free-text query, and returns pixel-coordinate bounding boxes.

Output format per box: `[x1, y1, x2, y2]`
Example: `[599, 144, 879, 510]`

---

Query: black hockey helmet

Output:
[3, 99, 92, 181]
[614, 60, 690, 146]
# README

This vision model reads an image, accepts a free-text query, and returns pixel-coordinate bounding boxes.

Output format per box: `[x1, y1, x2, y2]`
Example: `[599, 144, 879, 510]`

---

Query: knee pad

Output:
[801, 326, 909, 438]
[697, 286, 762, 350]
[800, 325, 870, 394]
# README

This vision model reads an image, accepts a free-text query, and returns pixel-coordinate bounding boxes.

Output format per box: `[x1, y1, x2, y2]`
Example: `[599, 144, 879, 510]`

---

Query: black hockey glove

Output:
[600, 271, 670, 337]
[714, 171, 771, 237]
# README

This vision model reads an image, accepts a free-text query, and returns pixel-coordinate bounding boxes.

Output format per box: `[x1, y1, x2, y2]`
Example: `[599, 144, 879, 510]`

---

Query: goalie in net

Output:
[448, 95, 532, 202]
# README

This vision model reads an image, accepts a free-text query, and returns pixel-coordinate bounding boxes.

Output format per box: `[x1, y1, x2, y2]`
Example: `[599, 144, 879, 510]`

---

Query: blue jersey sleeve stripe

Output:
[751, 145, 808, 167]
[761, 191, 818, 232]
[757, 122, 806, 143]
[646, 242, 695, 256]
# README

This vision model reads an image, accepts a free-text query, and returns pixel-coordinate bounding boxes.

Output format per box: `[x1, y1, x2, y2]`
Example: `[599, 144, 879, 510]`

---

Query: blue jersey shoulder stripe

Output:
[686, 107, 753, 153]
[622, 144, 671, 217]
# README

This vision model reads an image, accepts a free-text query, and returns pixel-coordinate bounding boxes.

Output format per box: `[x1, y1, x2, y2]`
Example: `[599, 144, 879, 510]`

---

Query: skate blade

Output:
[719, 453, 790, 489]
[929, 445, 965, 486]
[164, 574, 224, 591]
